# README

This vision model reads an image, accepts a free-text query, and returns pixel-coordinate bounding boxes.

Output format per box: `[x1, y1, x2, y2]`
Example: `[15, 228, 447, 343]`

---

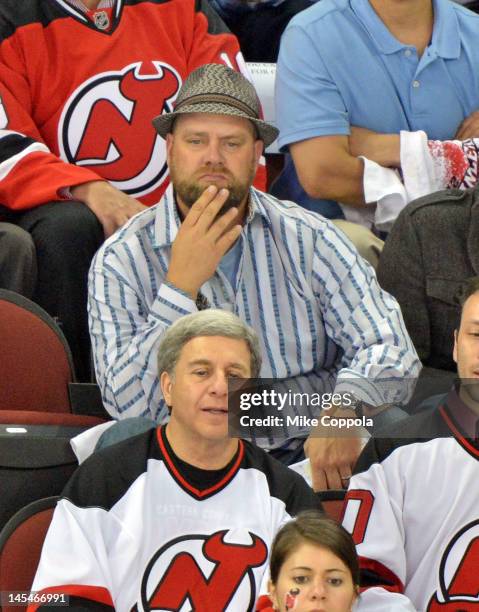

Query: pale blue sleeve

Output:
[88, 248, 197, 422]
[275, 21, 351, 150]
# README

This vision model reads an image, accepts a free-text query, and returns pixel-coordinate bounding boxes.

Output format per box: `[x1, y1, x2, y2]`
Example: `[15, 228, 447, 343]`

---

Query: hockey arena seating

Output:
[0, 497, 59, 612]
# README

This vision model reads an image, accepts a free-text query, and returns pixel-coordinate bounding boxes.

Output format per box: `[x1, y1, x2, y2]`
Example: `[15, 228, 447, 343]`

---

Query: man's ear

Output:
[160, 370, 173, 406]
[254, 139, 264, 166]
[453, 329, 459, 365]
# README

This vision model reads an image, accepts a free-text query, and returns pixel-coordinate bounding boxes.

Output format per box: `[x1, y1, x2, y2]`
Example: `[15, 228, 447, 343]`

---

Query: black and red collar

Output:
[157, 426, 245, 500]
[48, 0, 124, 34]
[440, 388, 479, 459]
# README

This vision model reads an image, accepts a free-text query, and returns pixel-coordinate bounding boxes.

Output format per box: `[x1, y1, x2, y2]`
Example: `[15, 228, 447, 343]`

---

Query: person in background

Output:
[0, 224, 36, 298]
[0, 0, 252, 379]
[342, 277, 479, 610]
[377, 185, 479, 373]
[274, 0, 479, 241]
[209, 0, 316, 63]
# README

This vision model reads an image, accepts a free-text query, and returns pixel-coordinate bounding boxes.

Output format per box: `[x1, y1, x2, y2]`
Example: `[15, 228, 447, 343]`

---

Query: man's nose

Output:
[209, 371, 228, 395]
[203, 140, 224, 165]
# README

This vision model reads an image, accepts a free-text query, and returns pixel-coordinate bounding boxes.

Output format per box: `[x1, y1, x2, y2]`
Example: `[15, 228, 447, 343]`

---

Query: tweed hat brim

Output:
[152, 101, 279, 148]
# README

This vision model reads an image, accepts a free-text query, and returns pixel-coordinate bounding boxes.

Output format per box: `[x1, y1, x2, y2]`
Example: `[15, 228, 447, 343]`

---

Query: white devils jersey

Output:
[29, 426, 319, 612]
[342, 395, 479, 612]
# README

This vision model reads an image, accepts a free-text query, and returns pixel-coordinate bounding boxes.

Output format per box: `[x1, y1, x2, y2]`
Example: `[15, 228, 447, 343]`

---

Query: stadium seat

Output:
[0, 289, 75, 412]
[0, 410, 105, 427]
[316, 489, 346, 522]
[0, 414, 107, 531]
[0, 496, 58, 612]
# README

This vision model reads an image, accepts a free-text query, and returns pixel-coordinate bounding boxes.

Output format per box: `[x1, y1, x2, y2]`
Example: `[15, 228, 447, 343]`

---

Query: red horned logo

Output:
[59, 61, 181, 197]
[427, 521, 479, 610]
[140, 530, 268, 611]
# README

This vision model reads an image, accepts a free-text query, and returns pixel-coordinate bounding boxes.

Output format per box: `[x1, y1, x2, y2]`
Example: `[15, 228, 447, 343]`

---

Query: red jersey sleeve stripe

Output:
[27, 585, 114, 612]
[440, 405, 479, 459]
[358, 556, 404, 594]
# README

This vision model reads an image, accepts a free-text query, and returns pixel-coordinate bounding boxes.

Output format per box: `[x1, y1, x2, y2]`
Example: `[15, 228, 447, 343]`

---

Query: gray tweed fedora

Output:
[152, 63, 279, 147]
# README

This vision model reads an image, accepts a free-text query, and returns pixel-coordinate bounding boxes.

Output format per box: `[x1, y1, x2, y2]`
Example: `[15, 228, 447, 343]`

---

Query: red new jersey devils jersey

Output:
[0, 0, 261, 211]
[28, 426, 319, 612]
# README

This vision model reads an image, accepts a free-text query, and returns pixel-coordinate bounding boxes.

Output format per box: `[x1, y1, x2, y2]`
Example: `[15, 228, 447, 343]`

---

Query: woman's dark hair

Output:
[269, 511, 360, 586]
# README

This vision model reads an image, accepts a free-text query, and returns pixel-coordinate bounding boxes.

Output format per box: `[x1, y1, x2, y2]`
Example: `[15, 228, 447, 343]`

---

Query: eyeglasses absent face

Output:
[166, 113, 262, 216]
[160, 335, 252, 445]
[454, 292, 479, 405]
[269, 541, 358, 612]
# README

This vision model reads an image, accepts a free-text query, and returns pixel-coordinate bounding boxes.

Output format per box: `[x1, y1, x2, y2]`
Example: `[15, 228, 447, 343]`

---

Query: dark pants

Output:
[4, 201, 104, 381]
[0, 222, 37, 298]
[269, 156, 345, 219]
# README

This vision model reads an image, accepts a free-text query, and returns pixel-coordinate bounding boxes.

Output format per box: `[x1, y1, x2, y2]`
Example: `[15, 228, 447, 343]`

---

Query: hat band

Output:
[175, 93, 258, 119]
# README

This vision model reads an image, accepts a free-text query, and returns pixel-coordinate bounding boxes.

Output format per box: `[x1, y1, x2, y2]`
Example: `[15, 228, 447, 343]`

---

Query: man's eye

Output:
[226, 141, 239, 149]
[187, 139, 202, 145]
[193, 370, 207, 376]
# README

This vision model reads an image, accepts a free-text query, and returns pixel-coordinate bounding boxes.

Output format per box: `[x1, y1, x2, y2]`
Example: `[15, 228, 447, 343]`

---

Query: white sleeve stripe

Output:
[0, 141, 50, 181]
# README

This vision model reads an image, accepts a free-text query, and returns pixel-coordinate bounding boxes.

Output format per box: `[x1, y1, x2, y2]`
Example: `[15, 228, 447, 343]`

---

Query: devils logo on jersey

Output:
[427, 520, 479, 610]
[58, 61, 181, 198]
[139, 529, 268, 612]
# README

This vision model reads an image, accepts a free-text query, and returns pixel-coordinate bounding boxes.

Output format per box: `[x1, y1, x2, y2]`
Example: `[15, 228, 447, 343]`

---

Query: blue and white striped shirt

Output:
[88, 186, 420, 431]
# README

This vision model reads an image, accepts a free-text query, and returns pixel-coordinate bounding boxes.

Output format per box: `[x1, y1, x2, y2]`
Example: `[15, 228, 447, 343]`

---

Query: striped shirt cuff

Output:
[334, 375, 385, 407]
[150, 282, 197, 322]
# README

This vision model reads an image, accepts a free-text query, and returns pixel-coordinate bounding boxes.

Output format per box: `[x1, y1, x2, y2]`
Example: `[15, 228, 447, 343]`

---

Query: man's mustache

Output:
[196, 166, 233, 177]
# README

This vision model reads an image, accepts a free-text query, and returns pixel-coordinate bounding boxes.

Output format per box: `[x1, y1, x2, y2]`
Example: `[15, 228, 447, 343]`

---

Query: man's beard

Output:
[170, 162, 256, 216]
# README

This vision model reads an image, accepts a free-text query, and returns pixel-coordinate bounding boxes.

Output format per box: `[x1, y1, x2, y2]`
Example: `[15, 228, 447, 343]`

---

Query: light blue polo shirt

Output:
[276, 0, 479, 145]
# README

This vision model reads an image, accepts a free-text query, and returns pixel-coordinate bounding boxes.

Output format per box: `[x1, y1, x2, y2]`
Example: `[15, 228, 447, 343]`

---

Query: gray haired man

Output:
[32, 310, 319, 611]
[88, 63, 420, 490]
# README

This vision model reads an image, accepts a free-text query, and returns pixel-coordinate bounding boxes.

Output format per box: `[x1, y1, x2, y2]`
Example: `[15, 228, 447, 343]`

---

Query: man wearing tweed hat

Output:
[88, 64, 420, 491]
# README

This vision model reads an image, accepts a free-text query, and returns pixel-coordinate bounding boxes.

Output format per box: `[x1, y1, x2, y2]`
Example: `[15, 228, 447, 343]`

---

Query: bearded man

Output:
[88, 64, 419, 489]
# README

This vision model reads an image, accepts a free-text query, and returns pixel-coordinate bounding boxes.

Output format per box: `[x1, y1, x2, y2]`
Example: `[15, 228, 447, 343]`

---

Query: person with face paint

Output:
[257, 512, 359, 612]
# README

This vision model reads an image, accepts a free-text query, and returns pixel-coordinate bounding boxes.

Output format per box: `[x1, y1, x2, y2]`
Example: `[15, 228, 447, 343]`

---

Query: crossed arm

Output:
[290, 109, 479, 209]
[276, 18, 479, 206]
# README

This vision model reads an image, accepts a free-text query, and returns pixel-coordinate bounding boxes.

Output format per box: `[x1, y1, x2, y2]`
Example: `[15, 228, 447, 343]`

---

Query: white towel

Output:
[359, 131, 479, 232]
